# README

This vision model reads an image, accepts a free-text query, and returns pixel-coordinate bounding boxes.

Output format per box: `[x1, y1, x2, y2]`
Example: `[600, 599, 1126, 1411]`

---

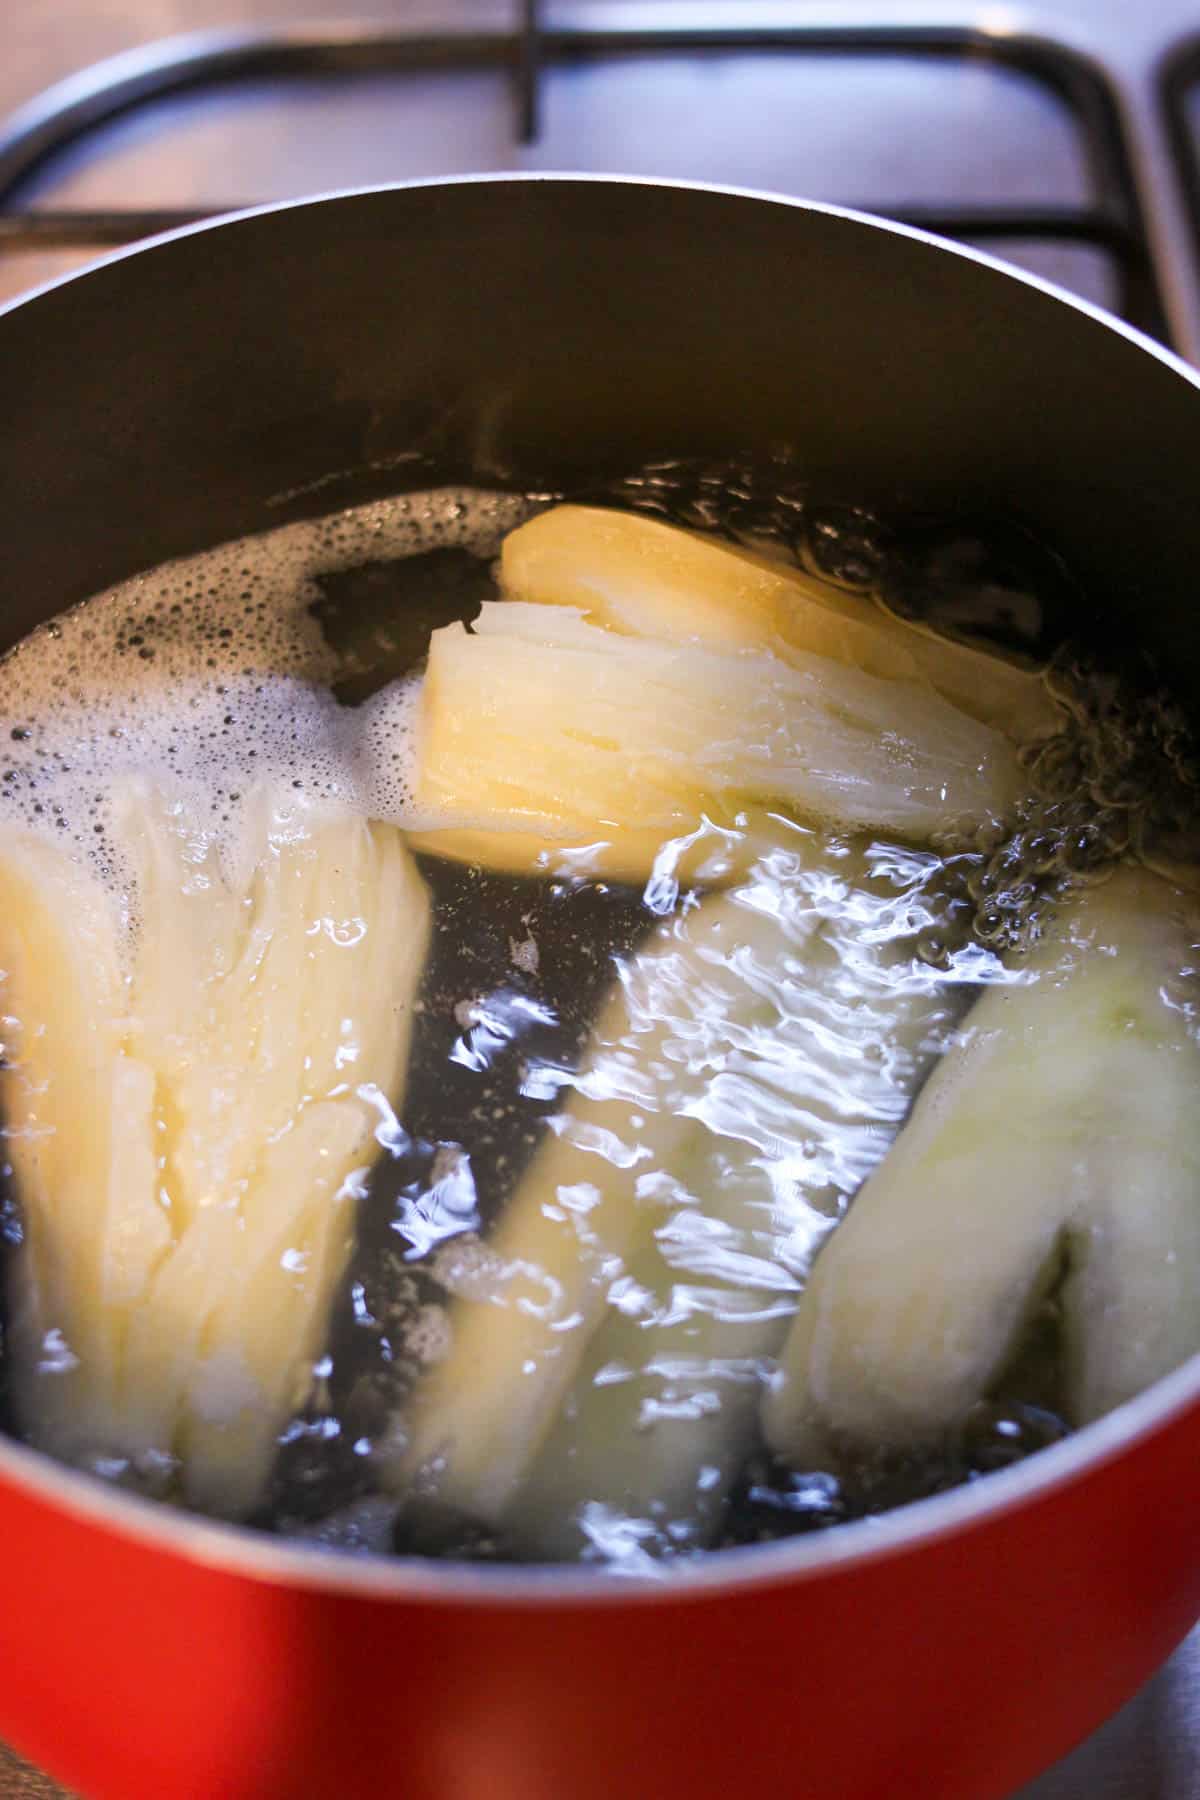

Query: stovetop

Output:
[6, 0, 1200, 349]
[4, 4, 1200, 1796]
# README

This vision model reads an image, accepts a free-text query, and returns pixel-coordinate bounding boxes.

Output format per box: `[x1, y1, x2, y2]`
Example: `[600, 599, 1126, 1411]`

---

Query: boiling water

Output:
[0, 465, 1195, 1568]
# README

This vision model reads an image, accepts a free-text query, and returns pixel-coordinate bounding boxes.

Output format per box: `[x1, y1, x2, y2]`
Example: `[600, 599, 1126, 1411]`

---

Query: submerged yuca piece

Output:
[509, 927, 959, 1563]
[501, 505, 1060, 743]
[1, 780, 430, 1518]
[408, 600, 1021, 880]
[507, 1151, 792, 1563]
[399, 885, 744, 1527]
[763, 866, 1200, 1468]
[400, 827, 959, 1554]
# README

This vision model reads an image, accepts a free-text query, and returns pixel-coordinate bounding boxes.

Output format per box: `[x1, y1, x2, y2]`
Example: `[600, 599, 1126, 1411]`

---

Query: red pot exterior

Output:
[1, 1384, 1196, 1800]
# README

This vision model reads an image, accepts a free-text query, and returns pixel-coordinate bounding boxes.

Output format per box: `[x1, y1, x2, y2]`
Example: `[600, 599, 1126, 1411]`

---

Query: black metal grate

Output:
[0, 9, 1174, 345]
[1162, 33, 1200, 288]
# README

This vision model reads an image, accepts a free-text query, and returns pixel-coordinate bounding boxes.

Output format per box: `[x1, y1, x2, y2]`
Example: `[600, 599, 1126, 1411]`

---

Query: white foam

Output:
[0, 485, 538, 901]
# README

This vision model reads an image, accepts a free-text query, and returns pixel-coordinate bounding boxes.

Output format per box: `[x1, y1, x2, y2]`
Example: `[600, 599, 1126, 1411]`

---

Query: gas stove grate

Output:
[1162, 33, 1200, 287]
[0, 11, 1173, 345]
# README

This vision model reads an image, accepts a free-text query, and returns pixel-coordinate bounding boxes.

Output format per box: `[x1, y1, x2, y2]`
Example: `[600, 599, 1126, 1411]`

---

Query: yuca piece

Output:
[399, 885, 744, 1527]
[400, 826, 960, 1553]
[762, 865, 1200, 1469]
[504, 1156, 792, 1563]
[407, 600, 1022, 882]
[500, 505, 1060, 743]
[508, 932, 960, 1559]
[1, 779, 430, 1518]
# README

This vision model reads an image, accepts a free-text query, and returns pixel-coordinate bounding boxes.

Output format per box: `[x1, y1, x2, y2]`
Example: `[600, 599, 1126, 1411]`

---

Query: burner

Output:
[0, 9, 1176, 342]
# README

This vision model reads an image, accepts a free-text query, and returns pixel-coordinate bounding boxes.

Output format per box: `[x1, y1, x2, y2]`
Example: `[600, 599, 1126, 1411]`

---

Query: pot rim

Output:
[2, 170, 1200, 1606]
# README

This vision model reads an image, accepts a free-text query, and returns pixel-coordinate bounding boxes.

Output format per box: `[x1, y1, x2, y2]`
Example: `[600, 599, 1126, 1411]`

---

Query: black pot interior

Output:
[1, 178, 1198, 678]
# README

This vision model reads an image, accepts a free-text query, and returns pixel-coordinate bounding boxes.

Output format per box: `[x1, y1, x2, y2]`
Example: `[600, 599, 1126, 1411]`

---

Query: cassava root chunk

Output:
[400, 824, 960, 1556]
[501, 505, 1060, 743]
[763, 865, 1200, 1468]
[408, 600, 1022, 881]
[0, 780, 430, 1517]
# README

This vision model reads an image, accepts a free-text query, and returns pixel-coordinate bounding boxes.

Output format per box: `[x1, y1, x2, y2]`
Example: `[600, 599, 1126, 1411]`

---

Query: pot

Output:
[2, 175, 1200, 1800]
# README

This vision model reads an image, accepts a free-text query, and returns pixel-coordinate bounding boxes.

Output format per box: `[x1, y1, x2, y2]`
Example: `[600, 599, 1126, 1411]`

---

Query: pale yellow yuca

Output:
[500, 505, 1060, 742]
[506, 887, 960, 1561]
[0, 779, 430, 1518]
[398, 896, 715, 1525]
[0, 832, 156, 1471]
[400, 825, 958, 1554]
[407, 600, 1024, 881]
[763, 866, 1200, 1468]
